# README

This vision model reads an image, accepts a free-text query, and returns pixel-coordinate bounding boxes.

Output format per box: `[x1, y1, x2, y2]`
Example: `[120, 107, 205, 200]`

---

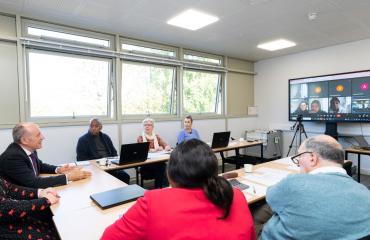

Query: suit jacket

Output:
[76, 131, 117, 161]
[101, 188, 256, 240]
[0, 142, 67, 188]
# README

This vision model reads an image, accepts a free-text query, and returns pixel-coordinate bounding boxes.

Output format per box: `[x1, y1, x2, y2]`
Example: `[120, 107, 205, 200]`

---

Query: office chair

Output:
[136, 163, 168, 189]
[220, 149, 257, 173]
[135, 167, 155, 188]
[343, 160, 353, 177]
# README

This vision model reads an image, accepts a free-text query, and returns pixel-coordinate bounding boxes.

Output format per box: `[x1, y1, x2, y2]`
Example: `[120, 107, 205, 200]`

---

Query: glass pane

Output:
[27, 27, 110, 47]
[122, 62, 176, 115]
[122, 43, 175, 57]
[183, 70, 221, 113]
[28, 51, 111, 117]
[184, 54, 221, 65]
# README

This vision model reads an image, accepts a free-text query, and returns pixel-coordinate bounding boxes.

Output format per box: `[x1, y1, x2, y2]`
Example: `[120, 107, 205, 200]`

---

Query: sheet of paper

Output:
[244, 194, 254, 202]
[287, 165, 300, 171]
[274, 157, 294, 165]
[75, 161, 90, 166]
[148, 151, 170, 159]
[254, 167, 291, 176]
[239, 179, 267, 196]
[242, 167, 291, 187]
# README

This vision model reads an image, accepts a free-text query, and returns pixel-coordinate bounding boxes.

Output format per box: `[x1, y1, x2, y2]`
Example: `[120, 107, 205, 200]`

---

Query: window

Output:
[183, 70, 222, 114]
[121, 62, 176, 115]
[184, 53, 221, 65]
[27, 50, 113, 118]
[122, 43, 176, 58]
[27, 26, 110, 48]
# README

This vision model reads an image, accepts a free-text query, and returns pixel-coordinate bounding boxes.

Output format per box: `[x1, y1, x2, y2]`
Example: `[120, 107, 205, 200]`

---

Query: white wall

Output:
[255, 37, 370, 174]
[228, 117, 258, 139]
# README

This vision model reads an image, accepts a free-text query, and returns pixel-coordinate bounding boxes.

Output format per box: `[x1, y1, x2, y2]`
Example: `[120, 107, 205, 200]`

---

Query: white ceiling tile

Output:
[1, 0, 370, 61]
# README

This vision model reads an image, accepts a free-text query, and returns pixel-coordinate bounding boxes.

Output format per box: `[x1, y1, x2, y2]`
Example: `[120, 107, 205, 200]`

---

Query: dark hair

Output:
[168, 139, 233, 219]
[329, 97, 340, 111]
[185, 115, 193, 123]
[311, 100, 321, 109]
[296, 101, 308, 111]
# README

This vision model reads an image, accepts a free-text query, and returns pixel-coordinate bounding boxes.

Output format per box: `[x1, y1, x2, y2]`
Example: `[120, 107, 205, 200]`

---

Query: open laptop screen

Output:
[112, 142, 150, 165]
[211, 131, 231, 148]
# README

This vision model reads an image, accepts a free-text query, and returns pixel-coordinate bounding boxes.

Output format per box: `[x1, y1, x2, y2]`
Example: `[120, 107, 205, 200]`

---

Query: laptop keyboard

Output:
[228, 179, 249, 191]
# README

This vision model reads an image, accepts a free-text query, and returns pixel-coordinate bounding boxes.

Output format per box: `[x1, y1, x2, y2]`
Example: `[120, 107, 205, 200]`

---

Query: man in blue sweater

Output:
[261, 135, 370, 239]
[76, 118, 130, 184]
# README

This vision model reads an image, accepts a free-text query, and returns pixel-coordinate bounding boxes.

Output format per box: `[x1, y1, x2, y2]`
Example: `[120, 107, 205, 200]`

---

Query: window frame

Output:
[120, 60, 179, 119]
[25, 48, 116, 123]
[120, 38, 178, 59]
[22, 19, 115, 50]
[182, 68, 224, 116]
[183, 49, 224, 66]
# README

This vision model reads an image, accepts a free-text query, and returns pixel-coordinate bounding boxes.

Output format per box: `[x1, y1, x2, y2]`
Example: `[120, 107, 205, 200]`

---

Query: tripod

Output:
[286, 115, 308, 157]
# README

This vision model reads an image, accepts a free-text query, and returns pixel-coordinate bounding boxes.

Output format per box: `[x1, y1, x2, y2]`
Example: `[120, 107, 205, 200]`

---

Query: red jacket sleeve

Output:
[101, 195, 149, 240]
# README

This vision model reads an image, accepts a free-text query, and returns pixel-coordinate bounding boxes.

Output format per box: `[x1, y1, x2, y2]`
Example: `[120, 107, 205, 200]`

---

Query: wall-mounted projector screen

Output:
[289, 70, 370, 122]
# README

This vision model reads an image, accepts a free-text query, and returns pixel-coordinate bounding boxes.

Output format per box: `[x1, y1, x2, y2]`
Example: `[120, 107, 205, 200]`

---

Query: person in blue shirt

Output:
[255, 135, 370, 240]
[177, 115, 200, 144]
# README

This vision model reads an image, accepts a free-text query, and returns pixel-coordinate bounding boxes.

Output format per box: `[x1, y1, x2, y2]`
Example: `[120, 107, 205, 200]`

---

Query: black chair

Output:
[359, 234, 370, 240]
[343, 160, 353, 177]
[136, 163, 168, 189]
[220, 149, 257, 173]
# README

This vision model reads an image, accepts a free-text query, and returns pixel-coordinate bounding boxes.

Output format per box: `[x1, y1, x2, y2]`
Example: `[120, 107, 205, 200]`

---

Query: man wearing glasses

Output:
[259, 135, 370, 239]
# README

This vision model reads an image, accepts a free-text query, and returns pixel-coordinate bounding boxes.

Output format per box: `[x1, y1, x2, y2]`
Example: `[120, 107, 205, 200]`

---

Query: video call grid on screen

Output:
[289, 70, 370, 122]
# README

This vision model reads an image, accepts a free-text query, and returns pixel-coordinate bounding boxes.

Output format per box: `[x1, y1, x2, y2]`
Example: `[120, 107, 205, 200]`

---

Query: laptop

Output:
[111, 142, 150, 165]
[211, 131, 231, 148]
[90, 184, 145, 209]
[354, 136, 370, 150]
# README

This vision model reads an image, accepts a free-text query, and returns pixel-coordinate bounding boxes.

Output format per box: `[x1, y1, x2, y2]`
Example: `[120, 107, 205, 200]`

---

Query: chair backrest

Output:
[359, 234, 370, 240]
[343, 161, 353, 177]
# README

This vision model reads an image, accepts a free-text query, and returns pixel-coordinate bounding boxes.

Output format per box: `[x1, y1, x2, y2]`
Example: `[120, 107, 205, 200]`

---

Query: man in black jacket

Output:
[76, 118, 130, 184]
[0, 122, 91, 188]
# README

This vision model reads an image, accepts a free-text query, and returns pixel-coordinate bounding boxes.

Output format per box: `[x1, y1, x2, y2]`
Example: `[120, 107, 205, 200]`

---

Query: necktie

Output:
[29, 152, 39, 175]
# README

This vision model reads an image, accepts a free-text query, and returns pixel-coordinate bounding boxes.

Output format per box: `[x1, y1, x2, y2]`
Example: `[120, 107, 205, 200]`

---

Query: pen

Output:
[253, 185, 256, 194]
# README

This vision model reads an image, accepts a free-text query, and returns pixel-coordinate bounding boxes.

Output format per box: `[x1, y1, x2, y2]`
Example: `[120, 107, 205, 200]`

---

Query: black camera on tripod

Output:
[287, 114, 307, 156]
[290, 115, 303, 130]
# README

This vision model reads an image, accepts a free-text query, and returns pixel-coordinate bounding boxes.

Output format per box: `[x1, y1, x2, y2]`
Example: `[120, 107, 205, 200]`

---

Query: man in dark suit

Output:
[0, 122, 91, 188]
[76, 118, 130, 184]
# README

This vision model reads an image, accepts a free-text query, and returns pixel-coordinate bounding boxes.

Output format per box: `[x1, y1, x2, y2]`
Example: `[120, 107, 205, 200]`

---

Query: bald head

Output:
[300, 135, 344, 165]
[13, 122, 44, 151]
[13, 122, 35, 143]
[89, 118, 103, 136]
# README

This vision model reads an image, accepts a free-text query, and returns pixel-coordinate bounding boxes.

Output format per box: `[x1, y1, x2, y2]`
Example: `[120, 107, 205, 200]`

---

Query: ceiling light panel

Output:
[257, 39, 296, 51]
[167, 9, 219, 31]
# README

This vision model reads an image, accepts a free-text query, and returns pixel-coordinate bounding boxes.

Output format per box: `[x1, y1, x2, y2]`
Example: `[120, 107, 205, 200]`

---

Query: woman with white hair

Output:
[137, 118, 169, 188]
[138, 118, 171, 152]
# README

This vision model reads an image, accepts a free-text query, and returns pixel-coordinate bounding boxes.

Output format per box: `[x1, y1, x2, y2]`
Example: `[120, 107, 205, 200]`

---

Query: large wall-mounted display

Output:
[289, 70, 370, 122]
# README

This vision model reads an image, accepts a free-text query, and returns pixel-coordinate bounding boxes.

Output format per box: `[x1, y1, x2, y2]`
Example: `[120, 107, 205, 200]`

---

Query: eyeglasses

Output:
[291, 151, 313, 165]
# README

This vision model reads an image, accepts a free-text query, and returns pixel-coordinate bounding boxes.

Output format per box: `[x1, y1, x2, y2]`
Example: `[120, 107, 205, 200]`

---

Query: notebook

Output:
[353, 136, 370, 150]
[111, 142, 150, 165]
[90, 184, 145, 209]
[211, 131, 231, 148]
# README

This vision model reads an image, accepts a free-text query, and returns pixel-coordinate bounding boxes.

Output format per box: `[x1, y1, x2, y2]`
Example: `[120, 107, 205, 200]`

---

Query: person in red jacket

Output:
[101, 139, 256, 240]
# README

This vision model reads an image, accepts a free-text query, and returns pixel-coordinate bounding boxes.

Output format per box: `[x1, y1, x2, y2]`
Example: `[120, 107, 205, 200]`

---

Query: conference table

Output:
[97, 140, 263, 184]
[52, 141, 298, 240]
[96, 140, 263, 171]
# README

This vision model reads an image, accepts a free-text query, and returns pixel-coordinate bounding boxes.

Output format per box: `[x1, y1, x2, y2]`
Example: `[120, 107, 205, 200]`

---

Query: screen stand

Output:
[325, 122, 338, 139]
